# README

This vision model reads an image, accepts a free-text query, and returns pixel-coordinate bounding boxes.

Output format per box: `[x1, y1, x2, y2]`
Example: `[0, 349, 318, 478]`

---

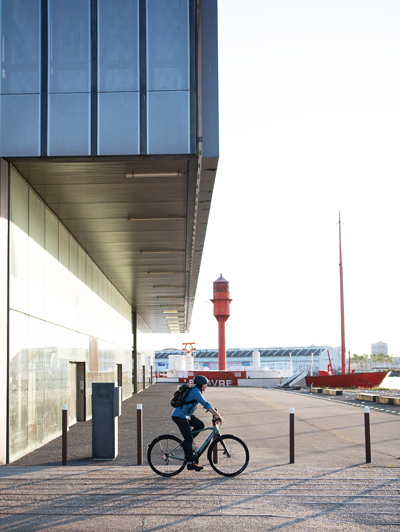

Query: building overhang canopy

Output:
[9, 154, 217, 333]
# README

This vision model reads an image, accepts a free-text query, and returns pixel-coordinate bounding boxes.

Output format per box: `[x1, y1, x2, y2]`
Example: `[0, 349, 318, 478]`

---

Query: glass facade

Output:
[147, 91, 190, 154]
[147, 0, 189, 91]
[0, 0, 41, 155]
[0, 0, 41, 94]
[48, 0, 90, 155]
[49, 0, 90, 94]
[98, 90, 140, 155]
[98, 0, 139, 92]
[0, 0, 195, 157]
[147, 0, 191, 154]
[9, 168, 132, 461]
[48, 93, 90, 156]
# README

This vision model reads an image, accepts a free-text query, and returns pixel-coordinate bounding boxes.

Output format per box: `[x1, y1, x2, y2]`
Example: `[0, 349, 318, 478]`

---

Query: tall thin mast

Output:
[339, 212, 346, 374]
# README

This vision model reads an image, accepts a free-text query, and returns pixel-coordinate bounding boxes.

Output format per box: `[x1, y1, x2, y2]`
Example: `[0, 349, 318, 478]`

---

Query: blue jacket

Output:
[171, 386, 212, 419]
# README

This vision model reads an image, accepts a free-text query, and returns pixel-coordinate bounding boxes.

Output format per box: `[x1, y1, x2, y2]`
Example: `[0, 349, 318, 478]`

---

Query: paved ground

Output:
[1, 384, 400, 531]
[287, 386, 400, 416]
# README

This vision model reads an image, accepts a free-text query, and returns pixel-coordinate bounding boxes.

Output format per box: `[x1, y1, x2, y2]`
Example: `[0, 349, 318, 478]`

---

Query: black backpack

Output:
[170, 383, 196, 408]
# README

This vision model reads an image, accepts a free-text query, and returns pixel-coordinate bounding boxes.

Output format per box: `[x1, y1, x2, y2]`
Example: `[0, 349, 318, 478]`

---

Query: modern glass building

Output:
[0, 0, 219, 463]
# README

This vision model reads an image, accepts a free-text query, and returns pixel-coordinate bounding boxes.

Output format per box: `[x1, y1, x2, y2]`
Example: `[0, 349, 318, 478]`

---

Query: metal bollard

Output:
[289, 407, 295, 464]
[62, 404, 68, 466]
[364, 406, 371, 463]
[137, 404, 143, 465]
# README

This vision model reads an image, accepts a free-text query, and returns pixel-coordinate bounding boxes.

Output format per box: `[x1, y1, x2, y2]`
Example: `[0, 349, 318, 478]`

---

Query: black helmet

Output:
[193, 375, 209, 387]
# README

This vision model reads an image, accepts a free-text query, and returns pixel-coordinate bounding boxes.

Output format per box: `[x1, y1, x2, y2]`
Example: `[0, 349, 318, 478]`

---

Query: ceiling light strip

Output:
[127, 217, 184, 221]
[125, 172, 184, 178]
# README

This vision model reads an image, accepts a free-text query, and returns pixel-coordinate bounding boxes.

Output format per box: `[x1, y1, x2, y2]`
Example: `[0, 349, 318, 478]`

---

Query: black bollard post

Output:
[289, 407, 295, 464]
[137, 403, 143, 465]
[62, 404, 68, 465]
[364, 406, 371, 463]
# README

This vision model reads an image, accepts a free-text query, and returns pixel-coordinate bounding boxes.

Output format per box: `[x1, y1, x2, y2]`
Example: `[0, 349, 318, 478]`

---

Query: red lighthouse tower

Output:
[211, 274, 232, 371]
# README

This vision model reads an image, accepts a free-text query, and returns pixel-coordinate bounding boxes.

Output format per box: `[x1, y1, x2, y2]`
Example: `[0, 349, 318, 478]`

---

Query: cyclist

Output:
[171, 375, 223, 471]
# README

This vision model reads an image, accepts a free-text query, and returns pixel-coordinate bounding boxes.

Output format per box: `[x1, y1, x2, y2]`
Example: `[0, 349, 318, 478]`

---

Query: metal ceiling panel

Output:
[9, 155, 216, 333]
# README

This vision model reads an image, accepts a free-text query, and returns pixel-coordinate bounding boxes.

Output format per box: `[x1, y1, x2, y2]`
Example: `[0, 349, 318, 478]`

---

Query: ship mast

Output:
[339, 212, 346, 374]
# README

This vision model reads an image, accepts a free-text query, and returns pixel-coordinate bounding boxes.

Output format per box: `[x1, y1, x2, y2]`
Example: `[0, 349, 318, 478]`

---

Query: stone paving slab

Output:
[285, 388, 400, 424]
[0, 465, 399, 531]
[2, 384, 400, 531]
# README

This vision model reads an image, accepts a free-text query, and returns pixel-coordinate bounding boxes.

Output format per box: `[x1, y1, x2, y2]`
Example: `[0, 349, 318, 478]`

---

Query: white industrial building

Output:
[155, 346, 340, 375]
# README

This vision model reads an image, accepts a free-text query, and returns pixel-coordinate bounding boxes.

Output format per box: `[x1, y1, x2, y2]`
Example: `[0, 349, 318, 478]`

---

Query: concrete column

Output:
[0, 159, 10, 464]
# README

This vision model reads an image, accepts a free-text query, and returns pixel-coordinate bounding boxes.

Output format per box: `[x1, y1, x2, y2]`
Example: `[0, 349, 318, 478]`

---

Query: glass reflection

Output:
[0, 0, 41, 94]
[9, 311, 29, 458]
[9, 170, 132, 462]
[147, 0, 189, 91]
[98, 0, 139, 92]
[49, 0, 90, 93]
[0, 94, 40, 156]
[48, 93, 90, 156]
[147, 91, 190, 154]
[98, 92, 140, 155]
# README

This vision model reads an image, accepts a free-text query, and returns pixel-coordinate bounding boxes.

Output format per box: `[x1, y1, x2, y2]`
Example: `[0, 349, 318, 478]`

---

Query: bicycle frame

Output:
[167, 423, 221, 463]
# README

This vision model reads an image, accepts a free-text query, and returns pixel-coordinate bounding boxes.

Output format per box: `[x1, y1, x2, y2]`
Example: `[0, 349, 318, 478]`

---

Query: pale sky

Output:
[143, 0, 400, 356]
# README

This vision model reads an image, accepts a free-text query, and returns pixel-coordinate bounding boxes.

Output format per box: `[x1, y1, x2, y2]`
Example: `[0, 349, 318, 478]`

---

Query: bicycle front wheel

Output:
[147, 435, 186, 477]
[207, 434, 249, 477]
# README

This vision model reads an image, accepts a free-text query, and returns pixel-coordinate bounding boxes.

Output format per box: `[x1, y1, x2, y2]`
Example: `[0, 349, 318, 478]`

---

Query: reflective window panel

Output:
[49, 0, 90, 93]
[9, 311, 29, 459]
[27, 318, 45, 448]
[48, 93, 90, 155]
[45, 210, 59, 260]
[0, 94, 40, 156]
[147, 91, 190, 154]
[147, 0, 189, 91]
[98, 0, 139, 92]
[10, 170, 29, 313]
[98, 92, 139, 155]
[28, 191, 45, 320]
[0, 0, 41, 94]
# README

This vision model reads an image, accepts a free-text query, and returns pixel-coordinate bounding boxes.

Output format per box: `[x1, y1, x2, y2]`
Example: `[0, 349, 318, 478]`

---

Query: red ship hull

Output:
[305, 371, 390, 389]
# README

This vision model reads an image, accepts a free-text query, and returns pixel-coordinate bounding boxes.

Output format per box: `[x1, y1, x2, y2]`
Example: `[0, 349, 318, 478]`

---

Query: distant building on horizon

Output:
[155, 346, 340, 375]
[371, 342, 388, 355]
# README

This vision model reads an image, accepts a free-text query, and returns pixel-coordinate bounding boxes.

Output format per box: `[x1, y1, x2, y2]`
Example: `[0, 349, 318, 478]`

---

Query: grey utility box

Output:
[92, 382, 121, 460]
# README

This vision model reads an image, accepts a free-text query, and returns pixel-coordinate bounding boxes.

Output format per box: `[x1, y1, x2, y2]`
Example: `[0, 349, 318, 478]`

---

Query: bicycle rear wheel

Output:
[147, 435, 186, 477]
[207, 434, 249, 477]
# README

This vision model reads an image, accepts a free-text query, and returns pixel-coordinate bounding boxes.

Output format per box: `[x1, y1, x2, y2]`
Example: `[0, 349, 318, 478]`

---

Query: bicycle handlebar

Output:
[212, 407, 222, 426]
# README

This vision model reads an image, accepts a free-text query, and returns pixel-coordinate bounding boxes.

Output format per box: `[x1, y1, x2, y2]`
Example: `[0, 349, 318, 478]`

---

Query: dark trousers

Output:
[172, 415, 204, 463]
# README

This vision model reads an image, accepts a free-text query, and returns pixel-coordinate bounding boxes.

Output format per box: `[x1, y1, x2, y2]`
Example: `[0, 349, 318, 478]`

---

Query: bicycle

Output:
[147, 417, 249, 477]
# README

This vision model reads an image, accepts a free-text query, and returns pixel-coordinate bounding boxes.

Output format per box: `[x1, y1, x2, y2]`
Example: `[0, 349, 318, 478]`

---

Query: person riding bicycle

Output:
[171, 375, 223, 471]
